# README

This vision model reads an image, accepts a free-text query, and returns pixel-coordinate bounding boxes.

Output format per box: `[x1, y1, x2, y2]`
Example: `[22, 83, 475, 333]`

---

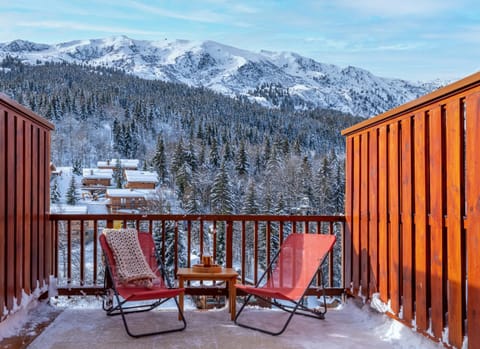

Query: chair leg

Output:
[109, 292, 187, 338]
[234, 294, 299, 336]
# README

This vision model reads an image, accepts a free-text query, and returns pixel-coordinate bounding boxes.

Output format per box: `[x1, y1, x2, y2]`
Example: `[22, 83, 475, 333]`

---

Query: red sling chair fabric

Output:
[100, 231, 186, 337]
[235, 233, 336, 335]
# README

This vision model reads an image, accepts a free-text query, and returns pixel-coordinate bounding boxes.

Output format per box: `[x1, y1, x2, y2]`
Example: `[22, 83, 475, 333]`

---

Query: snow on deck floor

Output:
[25, 298, 443, 349]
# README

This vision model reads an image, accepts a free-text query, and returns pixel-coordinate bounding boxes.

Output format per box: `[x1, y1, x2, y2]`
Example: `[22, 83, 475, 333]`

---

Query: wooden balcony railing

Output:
[48, 214, 345, 298]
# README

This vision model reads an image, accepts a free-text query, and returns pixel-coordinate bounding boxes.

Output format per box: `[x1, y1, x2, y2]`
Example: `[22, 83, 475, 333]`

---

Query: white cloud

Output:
[334, 0, 457, 17]
[125, 0, 229, 24]
[16, 20, 165, 37]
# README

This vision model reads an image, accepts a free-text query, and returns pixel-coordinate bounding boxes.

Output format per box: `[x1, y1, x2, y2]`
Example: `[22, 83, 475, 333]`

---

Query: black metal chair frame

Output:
[234, 240, 330, 336]
[101, 234, 186, 338]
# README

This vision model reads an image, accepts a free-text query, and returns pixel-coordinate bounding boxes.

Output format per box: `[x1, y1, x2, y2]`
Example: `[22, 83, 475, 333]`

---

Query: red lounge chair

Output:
[100, 230, 186, 338]
[234, 233, 336, 335]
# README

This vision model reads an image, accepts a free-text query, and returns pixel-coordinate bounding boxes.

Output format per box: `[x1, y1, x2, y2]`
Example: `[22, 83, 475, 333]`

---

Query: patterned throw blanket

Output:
[103, 228, 156, 288]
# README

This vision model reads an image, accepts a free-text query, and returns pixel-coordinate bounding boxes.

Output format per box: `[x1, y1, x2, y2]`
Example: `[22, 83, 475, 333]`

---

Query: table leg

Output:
[178, 277, 184, 321]
[229, 277, 236, 320]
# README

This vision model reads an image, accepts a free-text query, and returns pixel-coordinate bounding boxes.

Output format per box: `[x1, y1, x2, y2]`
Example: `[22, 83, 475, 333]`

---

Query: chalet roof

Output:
[97, 159, 139, 168]
[50, 204, 88, 214]
[106, 188, 156, 198]
[124, 170, 159, 183]
[82, 168, 113, 179]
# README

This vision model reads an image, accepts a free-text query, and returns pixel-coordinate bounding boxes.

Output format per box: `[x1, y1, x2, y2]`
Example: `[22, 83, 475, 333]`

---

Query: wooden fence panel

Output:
[400, 116, 414, 323]
[0, 107, 6, 317]
[414, 112, 429, 331]
[428, 106, 445, 339]
[6, 114, 16, 309]
[445, 99, 465, 349]
[344, 137, 353, 289]
[378, 126, 388, 301]
[31, 127, 39, 286]
[342, 73, 480, 349]
[352, 135, 361, 291]
[368, 129, 379, 297]
[388, 122, 400, 314]
[15, 116, 25, 304]
[466, 92, 480, 349]
[360, 133, 369, 297]
[0, 95, 54, 321]
[23, 122, 32, 293]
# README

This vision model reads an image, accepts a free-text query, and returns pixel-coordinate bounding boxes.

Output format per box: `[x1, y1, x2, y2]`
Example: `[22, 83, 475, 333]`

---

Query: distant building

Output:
[106, 188, 156, 212]
[124, 170, 159, 189]
[82, 168, 113, 187]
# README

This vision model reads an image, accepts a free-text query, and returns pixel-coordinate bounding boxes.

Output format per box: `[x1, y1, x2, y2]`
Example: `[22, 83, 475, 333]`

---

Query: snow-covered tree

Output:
[66, 175, 77, 205]
[50, 177, 61, 203]
[210, 162, 233, 214]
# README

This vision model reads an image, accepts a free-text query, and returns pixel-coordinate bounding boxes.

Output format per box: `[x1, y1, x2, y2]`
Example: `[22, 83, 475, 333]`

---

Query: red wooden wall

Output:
[342, 72, 480, 349]
[0, 93, 54, 321]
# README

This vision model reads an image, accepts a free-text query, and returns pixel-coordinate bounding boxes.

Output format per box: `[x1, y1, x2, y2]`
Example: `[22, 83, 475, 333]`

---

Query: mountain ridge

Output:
[0, 36, 445, 118]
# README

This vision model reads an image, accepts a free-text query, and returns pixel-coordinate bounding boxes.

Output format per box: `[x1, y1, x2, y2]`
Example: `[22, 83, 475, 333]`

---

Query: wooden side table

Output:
[176, 267, 238, 320]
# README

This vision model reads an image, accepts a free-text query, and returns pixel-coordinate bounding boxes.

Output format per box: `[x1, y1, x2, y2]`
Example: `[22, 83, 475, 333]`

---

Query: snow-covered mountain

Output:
[0, 36, 444, 117]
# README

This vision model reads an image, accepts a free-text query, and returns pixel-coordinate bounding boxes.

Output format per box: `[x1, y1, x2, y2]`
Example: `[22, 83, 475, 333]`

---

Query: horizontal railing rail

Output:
[48, 214, 345, 299]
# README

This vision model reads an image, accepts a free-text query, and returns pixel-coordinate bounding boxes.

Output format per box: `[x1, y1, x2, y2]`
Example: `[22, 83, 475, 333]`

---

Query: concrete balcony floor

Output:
[15, 296, 444, 349]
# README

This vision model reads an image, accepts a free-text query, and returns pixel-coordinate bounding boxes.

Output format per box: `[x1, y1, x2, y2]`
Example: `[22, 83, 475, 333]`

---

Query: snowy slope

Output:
[0, 36, 445, 117]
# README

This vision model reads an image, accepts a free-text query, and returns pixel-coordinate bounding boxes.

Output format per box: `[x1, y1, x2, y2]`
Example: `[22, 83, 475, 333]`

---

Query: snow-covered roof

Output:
[82, 168, 113, 179]
[50, 204, 88, 214]
[97, 159, 139, 168]
[106, 188, 156, 198]
[124, 170, 159, 183]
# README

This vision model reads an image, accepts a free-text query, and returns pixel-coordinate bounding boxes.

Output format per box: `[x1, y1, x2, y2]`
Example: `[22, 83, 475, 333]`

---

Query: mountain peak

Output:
[0, 36, 444, 117]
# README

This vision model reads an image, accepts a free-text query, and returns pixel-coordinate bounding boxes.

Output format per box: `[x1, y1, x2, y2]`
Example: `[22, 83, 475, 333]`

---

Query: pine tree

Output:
[152, 135, 167, 182]
[235, 141, 249, 177]
[210, 162, 233, 214]
[72, 158, 82, 175]
[153, 221, 187, 283]
[171, 139, 185, 175]
[209, 138, 219, 168]
[242, 181, 258, 214]
[66, 175, 77, 205]
[50, 177, 61, 204]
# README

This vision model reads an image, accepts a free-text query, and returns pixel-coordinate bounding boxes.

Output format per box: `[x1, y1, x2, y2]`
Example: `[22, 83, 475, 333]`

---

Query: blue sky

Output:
[1, 0, 479, 81]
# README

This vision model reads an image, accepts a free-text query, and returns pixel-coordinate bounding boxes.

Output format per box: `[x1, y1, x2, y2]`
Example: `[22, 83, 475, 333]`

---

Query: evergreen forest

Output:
[0, 57, 363, 216]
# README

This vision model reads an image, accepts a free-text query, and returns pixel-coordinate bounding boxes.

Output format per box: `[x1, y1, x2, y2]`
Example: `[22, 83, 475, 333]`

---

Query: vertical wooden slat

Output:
[368, 129, 379, 297]
[93, 220, 98, 284]
[466, 92, 480, 349]
[352, 135, 361, 292]
[174, 221, 179, 274]
[344, 136, 353, 290]
[445, 99, 465, 348]
[254, 221, 258, 284]
[80, 220, 85, 285]
[328, 222, 334, 287]
[360, 133, 369, 296]
[241, 221, 246, 283]
[15, 116, 25, 303]
[388, 122, 400, 314]
[378, 126, 389, 302]
[401, 117, 414, 323]
[428, 106, 445, 338]
[0, 109, 6, 316]
[23, 122, 32, 292]
[43, 130, 51, 279]
[6, 113, 16, 310]
[266, 222, 271, 267]
[414, 111, 429, 331]
[31, 127, 39, 286]
[187, 221, 192, 267]
[38, 128, 45, 283]
[226, 221, 233, 268]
